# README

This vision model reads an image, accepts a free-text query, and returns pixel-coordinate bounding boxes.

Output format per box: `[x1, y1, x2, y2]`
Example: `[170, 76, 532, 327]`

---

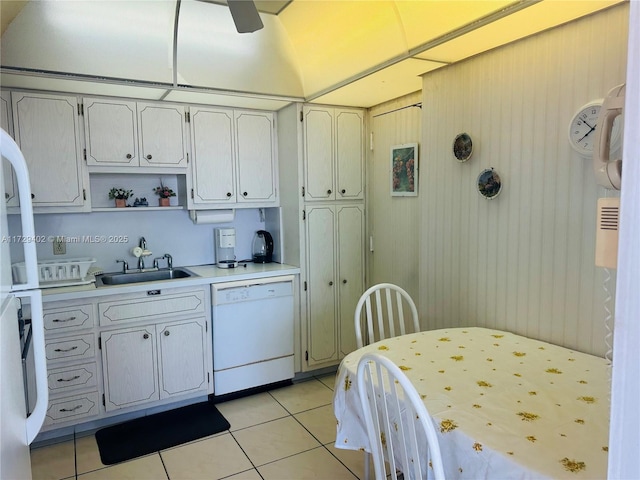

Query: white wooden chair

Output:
[357, 353, 445, 480]
[355, 283, 420, 349]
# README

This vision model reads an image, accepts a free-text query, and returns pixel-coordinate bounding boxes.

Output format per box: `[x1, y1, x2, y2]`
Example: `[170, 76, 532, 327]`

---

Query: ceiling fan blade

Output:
[227, 0, 264, 33]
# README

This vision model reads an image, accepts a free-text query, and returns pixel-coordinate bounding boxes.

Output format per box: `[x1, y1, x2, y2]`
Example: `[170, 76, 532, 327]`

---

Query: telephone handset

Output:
[593, 83, 625, 190]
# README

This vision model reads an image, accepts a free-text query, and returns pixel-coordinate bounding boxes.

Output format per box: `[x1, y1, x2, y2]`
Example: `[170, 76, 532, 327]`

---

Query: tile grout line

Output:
[157, 451, 171, 480]
[73, 431, 78, 480]
[268, 376, 360, 479]
[227, 430, 265, 480]
[288, 402, 361, 480]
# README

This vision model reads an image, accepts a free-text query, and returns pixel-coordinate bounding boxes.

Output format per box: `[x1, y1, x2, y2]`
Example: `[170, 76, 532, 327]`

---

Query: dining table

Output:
[333, 327, 610, 479]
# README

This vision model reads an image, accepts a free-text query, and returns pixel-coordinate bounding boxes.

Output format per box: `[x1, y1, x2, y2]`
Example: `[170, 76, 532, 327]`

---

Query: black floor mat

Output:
[95, 401, 230, 465]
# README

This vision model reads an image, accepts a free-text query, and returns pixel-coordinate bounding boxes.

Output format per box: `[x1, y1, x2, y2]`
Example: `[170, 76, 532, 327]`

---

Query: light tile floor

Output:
[30, 374, 367, 480]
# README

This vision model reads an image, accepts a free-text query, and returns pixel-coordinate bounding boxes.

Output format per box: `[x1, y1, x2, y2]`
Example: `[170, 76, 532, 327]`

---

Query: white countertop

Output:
[40, 262, 300, 302]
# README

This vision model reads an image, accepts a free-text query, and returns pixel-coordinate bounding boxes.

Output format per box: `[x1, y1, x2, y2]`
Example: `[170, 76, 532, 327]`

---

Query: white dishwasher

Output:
[212, 275, 295, 396]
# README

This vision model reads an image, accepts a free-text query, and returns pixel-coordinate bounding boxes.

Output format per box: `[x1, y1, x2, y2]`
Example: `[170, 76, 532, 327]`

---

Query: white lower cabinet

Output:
[41, 285, 211, 430]
[305, 203, 364, 367]
[157, 319, 208, 398]
[101, 324, 158, 410]
[41, 300, 100, 427]
[101, 318, 208, 411]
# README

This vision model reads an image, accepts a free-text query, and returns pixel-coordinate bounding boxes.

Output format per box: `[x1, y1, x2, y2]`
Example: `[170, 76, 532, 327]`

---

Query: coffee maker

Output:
[214, 228, 238, 268]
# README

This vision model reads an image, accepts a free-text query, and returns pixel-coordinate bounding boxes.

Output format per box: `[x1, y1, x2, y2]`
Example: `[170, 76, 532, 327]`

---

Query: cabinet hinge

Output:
[83, 189, 86, 201]
[102, 394, 105, 406]
[77, 103, 84, 116]
[301, 186, 305, 197]
[304, 281, 307, 291]
[208, 372, 210, 383]
[302, 210, 306, 221]
[300, 111, 303, 122]
[305, 350, 309, 361]
[185, 111, 190, 123]
[191, 188, 194, 199]
[83, 148, 87, 161]
[205, 321, 208, 333]
[98, 336, 101, 349]
[187, 152, 189, 164]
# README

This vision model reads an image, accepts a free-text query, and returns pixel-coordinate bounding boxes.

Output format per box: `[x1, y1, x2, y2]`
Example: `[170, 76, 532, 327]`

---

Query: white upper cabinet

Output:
[1, 91, 19, 207]
[84, 98, 138, 167]
[189, 107, 277, 208]
[303, 106, 364, 202]
[335, 110, 365, 200]
[235, 110, 277, 204]
[84, 99, 188, 170]
[137, 102, 188, 168]
[11, 92, 88, 210]
[190, 107, 235, 205]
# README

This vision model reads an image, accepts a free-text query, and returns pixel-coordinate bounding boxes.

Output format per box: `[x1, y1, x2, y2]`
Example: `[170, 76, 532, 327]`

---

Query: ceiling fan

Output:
[196, 0, 264, 33]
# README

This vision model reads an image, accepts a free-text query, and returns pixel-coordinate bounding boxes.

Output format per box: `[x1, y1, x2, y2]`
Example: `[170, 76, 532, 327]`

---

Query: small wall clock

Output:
[568, 100, 622, 157]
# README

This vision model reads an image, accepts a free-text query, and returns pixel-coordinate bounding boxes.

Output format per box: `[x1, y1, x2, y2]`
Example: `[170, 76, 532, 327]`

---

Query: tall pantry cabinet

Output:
[278, 103, 365, 371]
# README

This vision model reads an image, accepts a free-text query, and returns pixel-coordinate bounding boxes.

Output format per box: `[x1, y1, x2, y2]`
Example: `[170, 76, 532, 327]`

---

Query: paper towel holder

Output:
[189, 209, 235, 224]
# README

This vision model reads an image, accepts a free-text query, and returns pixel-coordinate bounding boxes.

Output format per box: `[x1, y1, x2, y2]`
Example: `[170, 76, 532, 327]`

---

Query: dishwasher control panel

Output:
[212, 276, 294, 306]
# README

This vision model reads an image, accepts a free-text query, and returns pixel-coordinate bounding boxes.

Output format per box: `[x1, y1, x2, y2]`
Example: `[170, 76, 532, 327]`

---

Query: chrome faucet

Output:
[116, 259, 129, 274]
[153, 253, 173, 271]
[138, 237, 147, 270]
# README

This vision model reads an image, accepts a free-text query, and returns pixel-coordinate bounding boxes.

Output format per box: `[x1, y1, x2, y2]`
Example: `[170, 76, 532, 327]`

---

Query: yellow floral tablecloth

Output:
[333, 328, 610, 479]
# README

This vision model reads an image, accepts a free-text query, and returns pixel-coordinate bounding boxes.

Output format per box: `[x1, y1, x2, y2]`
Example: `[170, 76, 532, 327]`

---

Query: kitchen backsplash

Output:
[7, 208, 266, 273]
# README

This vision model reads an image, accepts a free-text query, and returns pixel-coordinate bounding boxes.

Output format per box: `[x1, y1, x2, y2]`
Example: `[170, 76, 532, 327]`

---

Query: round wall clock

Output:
[568, 100, 621, 157]
[453, 133, 473, 162]
[477, 168, 502, 199]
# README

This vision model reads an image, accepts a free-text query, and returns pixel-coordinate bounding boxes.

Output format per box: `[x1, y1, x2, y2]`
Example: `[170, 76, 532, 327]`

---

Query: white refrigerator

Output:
[0, 128, 48, 478]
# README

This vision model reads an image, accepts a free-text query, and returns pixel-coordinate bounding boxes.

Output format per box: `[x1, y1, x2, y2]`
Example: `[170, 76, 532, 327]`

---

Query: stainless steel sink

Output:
[96, 268, 194, 287]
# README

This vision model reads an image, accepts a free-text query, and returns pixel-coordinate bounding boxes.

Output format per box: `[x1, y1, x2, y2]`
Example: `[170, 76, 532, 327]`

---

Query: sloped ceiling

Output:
[0, 0, 625, 109]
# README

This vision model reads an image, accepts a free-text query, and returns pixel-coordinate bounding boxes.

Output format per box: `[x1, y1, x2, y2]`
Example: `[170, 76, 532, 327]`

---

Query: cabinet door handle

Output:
[327, 189, 332, 195]
[60, 405, 82, 412]
[146, 154, 152, 160]
[31, 193, 35, 199]
[243, 192, 248, 197]
[126, 153, 132, 159]
[54, 346, 78, 353]
[57, 375, 80, 383]
[342, 279, 347, 284]
[52, 316, 77, 323]
[226, 192, 232, 197]
[164, 330, 170, 336]
[143, 333, 149, 339]
[329, 281, 333, 286]
[5, 193, 8, 200]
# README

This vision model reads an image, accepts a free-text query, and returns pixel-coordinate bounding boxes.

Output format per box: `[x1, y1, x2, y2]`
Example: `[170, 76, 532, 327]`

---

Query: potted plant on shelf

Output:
[108, 188, 134, 208]
[153, 180, 176, 207]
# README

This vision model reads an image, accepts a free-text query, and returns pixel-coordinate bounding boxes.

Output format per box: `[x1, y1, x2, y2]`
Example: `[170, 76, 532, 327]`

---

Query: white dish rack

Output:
[13, 257, 97, 286]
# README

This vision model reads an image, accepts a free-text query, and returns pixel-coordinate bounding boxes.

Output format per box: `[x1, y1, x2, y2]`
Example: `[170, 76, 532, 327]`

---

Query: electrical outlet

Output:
[53, 236, 66, 255]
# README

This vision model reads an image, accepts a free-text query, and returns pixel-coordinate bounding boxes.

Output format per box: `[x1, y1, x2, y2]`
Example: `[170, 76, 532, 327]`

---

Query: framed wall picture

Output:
[390, 143, 418, 196]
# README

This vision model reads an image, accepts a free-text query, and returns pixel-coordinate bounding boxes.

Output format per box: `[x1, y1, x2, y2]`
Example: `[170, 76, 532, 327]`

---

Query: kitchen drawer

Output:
[47, 362, 98, 394]
[43, 303, 94, 333]
[98, 286, 206, 326]
[44, 391, 100, 426]
[45, 334, 95, 363]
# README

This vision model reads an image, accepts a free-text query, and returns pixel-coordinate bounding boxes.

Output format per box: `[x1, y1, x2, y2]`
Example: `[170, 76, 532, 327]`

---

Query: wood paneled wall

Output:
[418, 4, 628, 356]
[367, 92, 423, 302]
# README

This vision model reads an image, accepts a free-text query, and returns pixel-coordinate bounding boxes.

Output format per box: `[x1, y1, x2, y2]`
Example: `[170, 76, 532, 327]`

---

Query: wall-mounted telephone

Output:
[593, 84, 624, 268]
[593, 83, 625, 190]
